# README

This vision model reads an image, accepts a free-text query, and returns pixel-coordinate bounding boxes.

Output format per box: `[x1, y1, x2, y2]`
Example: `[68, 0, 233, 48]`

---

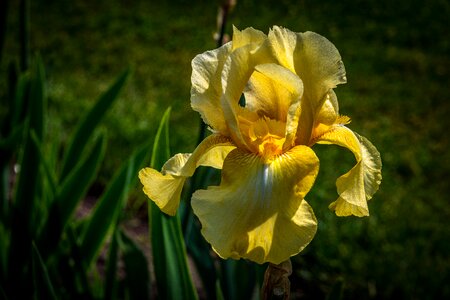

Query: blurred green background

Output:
[1, 0, 449, 299]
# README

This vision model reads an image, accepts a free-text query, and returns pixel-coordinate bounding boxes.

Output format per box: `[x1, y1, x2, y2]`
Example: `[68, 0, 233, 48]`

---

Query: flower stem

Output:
[261, 259, 292, 300]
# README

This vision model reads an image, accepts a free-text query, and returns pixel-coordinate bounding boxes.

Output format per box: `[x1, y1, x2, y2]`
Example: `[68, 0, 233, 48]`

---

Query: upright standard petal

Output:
[243, 63, 304, 150]
[291, 32, 347, 145]
[220, 42, 274, 149]
[138, 134, 235, 216]
[268, 26, 298, 72]
[191, 43, 232, 134]
[231, 26, 267, 51]
[315, 126, 382, 217]
[293, 31, 347, 110]
[191, 146, 319, 264]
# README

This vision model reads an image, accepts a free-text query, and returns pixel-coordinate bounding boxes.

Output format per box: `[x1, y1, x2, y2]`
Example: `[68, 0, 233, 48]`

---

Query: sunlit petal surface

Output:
[191, 43, 231, 134]
[138, 134, 234, 215]
[139, 25, 382, 263]
[315, 126, 382, 216]
[191, 146, 319, 264]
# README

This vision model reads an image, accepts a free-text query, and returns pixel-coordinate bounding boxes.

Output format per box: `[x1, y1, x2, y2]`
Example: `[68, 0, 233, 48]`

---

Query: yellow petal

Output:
[291, 32, 347, 145]
[191, 43, 232, 134]
[314, 90, 340, 127]
[138, 134, 235, 216]
[220, 42, 273, 149]
[191, 145, 319, 264]
[232, 25, 267, 51]
[244, 64, 302, 120]
[309, 90, 350, 143]
[316, 126, 382, 217]
[294, 31, 347, 109]
[139, 168, 185, 216]
[244, 63, 304, 150]
[268, 26, 298, 72]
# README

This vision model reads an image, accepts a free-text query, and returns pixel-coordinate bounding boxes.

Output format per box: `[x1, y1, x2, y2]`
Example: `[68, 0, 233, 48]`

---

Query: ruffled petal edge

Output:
[316, 126, 382, 217]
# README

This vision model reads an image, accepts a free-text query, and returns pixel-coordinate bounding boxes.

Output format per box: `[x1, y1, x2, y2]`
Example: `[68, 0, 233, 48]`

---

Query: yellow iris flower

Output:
[139, 26, 382, 264]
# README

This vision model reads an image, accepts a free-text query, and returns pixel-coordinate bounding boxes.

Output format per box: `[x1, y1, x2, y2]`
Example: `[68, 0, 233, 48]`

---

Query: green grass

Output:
[2, 0, 449, 299]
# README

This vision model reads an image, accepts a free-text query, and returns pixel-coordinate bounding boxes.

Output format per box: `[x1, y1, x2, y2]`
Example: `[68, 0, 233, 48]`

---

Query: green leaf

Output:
[220, 259, 257, 300]
[60, 69, 130, 180]
[183, 166, 221, 299]
[149, 108, 198, 300]
[30, 131, 57, 199]
[7, 58, 45, 297]
[31, 242, 57, 300]
[11, 72, 30, 130]
[79, 144, 149, 266]
[150, 108, 171, 168]
[12, 57, 45, 225]
[104, 229, 120, 300]
[37, 134, 106, 256]
[0, 70, 28, 218]
[0, 72, 29, 150]
[215, 280, 225, 300]
[118, 229, 150, 300]
[185, 214, 217, 299]
[0, 123, 25, 150]
[57, 133, 106, 225]
[0, 221, 9, 282]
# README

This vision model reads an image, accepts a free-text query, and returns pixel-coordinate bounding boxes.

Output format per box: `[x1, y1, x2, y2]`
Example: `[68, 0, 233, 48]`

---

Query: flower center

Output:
[239, 114, 286, 162]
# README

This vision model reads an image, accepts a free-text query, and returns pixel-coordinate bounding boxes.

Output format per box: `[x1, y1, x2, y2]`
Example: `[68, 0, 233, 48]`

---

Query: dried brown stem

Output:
[261, 259, 292, 300]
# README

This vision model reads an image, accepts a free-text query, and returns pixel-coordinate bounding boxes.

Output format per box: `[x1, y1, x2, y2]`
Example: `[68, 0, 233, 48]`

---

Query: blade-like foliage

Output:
[149, 108, 198, 300]
[38, 134, 106, 256]
[79, 144, 149, 266]
[216, 280, 225, 300]
[220, 259, 258, 300]
[12, 56, 45, 226]
[60, 69, 130, 180]
[31, 242, 57, 300]
[0, 70, 27, 218]
[183, 166, 222, 299]
[119, 229, 150, 300]
[185, 213, 217, 299]
[7, 58, 45, 297]
[104, 229, 120, 300]
[30, 131, 57, 199]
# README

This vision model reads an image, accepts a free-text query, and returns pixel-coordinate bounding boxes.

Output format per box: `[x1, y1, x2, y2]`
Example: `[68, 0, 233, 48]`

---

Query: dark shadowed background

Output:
[1, 0, 449, 299]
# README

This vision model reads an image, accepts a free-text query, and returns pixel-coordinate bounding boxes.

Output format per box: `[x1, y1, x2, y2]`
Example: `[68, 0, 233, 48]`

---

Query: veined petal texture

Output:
[139, 134, 235, 215]
[191, 145, 319, 264]
[316, 126, 382, 217]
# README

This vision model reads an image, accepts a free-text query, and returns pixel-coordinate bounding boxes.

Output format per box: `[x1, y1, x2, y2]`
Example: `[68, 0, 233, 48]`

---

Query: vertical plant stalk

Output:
[261, 259, 292, 300]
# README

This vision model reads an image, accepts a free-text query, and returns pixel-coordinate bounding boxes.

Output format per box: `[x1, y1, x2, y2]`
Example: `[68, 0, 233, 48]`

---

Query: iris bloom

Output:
[139, 26, 382, 264]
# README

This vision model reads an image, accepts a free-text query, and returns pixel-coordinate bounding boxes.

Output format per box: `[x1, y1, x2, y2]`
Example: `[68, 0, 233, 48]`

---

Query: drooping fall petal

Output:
[191, 145, 319, 264]
[138, 134, 235, 215]
[315, 126, 382, 217]
[139, 25, 382, 265]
